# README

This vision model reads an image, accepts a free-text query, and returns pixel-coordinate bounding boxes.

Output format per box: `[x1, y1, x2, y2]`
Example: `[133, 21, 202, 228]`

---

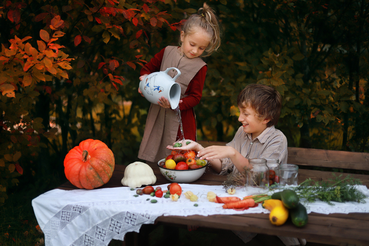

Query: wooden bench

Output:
[198, 140, 369, 187]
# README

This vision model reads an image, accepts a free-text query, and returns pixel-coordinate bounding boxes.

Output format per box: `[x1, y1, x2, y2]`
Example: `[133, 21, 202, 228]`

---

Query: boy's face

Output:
[238, 105, 270, 139]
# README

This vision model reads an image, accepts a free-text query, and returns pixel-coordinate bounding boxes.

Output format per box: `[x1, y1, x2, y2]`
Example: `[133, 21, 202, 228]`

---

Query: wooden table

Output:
[59, 163, 369, 246]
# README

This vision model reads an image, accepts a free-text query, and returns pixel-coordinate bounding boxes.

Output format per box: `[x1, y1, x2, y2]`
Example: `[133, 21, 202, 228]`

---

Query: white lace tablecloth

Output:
[32, 184, 369, 246]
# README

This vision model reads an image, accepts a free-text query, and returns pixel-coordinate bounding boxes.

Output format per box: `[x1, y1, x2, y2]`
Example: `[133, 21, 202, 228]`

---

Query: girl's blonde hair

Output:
[180, 3, 221, 57]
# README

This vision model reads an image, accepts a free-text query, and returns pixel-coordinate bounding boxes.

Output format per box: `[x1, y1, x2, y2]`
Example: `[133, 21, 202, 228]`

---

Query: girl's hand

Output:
[166, 140, 203, 152]
[158, 96, 170, 109]
[198, 146, 236, 161]
[138, 75, 148, 97]
[138, 88, 144, 97]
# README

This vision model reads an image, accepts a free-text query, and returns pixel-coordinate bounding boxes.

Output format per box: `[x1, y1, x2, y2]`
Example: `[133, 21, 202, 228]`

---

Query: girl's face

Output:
[180, 27, 211, 59]
[238, 105, 270, 139]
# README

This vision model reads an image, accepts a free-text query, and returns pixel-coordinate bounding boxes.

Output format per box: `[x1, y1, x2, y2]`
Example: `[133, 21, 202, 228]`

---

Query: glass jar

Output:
[266, 159, 280, 186]
[278, 164, 299, 186]
[245, 158, 269, 189]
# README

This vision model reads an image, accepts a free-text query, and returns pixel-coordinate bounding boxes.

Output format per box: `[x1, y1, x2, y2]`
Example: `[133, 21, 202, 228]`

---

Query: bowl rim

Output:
[157, 158, 207, 171]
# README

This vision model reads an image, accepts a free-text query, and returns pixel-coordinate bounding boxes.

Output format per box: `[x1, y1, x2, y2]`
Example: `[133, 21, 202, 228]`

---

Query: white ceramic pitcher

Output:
[139, 67, 181, 110]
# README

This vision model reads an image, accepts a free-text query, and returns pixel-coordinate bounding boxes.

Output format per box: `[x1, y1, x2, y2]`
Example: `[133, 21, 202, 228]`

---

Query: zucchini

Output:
[290, 203, 308, 227]
[281, 189, 299, 209]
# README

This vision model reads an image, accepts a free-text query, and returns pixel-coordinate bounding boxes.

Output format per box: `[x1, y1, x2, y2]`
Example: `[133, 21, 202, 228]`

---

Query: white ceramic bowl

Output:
[157, 158, 208, 183]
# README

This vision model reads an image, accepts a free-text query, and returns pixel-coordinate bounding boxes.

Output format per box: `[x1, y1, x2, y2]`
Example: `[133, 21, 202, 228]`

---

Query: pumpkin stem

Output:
[82, 150, 89, 162]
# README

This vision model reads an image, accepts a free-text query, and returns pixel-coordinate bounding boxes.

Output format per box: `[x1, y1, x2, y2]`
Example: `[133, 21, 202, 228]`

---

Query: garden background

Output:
[0, 0, 368, 244]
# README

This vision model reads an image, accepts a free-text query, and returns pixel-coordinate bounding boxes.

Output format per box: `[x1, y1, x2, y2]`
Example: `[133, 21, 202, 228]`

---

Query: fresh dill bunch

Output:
[222, 172, 245, 191]
[293, 174, 367, 205]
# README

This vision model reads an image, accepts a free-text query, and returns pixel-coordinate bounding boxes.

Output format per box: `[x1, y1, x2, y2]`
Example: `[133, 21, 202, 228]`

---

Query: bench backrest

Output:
[198, 141, 369, 187]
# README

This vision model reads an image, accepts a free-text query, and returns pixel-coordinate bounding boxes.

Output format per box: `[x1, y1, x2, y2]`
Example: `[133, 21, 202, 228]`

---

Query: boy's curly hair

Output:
[237, 84, 282, 127]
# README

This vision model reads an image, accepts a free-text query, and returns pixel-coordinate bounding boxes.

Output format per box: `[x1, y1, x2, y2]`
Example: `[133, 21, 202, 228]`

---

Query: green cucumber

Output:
[271, 191, 283, 200]
[290, 203, 308, 227]
[281, 189, 299, 209]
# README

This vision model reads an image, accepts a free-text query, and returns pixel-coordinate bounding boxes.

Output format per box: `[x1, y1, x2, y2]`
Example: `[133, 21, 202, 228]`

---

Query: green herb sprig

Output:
[292, 174, 367, 205]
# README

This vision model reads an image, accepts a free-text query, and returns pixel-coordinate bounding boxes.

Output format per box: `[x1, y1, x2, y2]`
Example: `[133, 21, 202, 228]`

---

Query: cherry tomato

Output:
[269, 170, 276, 180]
[274, 175, 280, 183]
[142, 186, 154, 194]
[155, 189, 163, 198]
[169, 183, 182, 196]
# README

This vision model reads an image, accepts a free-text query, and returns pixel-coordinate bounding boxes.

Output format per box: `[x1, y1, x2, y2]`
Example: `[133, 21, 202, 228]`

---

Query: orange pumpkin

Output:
[64, 139, 115, 189]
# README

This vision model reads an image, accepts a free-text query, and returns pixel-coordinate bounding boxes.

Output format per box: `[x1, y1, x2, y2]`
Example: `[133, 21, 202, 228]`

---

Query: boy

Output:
[167, 84, 305, 246]
[168, 83, 288, 175]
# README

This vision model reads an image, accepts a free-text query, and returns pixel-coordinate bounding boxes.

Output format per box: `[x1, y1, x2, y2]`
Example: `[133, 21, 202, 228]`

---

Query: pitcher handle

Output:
[163, 67, 181, 81]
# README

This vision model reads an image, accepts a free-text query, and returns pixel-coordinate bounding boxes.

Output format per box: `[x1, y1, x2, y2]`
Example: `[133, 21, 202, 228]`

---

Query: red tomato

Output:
[142, 186, 154, 194]
[269, 170, 276, 180]
[186, 158, 195, 166]
[274, 175, 280, 183]
[155, 189, 163, 198]
[175, 161, 189, 170]
[169, 183, 182, 196]
[184, 150, 196, 159]
[189, 164, 201, 169]
[170, 150, 178, 155]
[166, 154, 174, 160]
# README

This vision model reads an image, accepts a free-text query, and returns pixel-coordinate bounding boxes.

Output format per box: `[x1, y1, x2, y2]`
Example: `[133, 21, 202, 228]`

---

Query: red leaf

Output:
[74, 35, 82, 47]
[7, 9, 21, 23]
[143, 4, 150, 13]
[83, 36, 91, 44]
[98, 62, 106, 70]
[109, 59, 119, 71]
[170, 25, 177, 31]
[15, 163, 23, 175]
[136, 29, 143, 39]
[126, 61, 136, 70]
[150, 17, 158, 26]
[112, 82, 118, 91]
[114, 78, 123, 85]
[132, 17, 138, 26]
[34, 13, 49, 22]
[135, 55, 143, 59]
[95, 17, 102, 24]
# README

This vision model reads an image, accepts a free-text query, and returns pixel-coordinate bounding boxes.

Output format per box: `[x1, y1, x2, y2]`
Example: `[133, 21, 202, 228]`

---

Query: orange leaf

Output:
[132, 17, 138, 26]
[150, 17, 157, 27]
[8, 164, 15, 173]
[0, 83, 15, 97]
[126, 61, 136, 70]
[74, 35, 82, 47]
[15, 163, 23, 175]
[43, 57, 53, 69]
[40, 29, 50, 42]
[37, 40, 46, 52]
[23, 61, 33, 72]
[13, 151, 21, 162]
[50, 15, 64, 30]
[23, 75, 32, 87]
[53, 31, 65, 38]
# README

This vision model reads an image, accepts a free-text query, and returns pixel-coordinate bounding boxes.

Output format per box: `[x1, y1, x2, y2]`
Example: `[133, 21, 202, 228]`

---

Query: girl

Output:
[138, 3, 221, 163]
